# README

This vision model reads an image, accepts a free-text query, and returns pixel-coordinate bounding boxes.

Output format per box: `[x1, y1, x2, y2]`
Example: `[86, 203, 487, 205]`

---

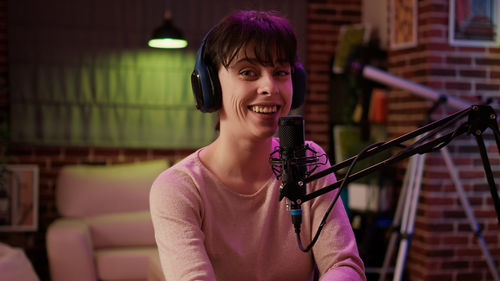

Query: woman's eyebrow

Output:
[232, 57, 260, 66]
[232, 57, 290, 68]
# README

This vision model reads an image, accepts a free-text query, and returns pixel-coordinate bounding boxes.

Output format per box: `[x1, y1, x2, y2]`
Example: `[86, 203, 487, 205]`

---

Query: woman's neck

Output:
[200, 135, 275, 194]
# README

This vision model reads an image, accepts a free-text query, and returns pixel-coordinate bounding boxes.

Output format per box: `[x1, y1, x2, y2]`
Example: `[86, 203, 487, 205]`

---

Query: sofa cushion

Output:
[46, 218, 96, 281]
[86, 211, 155, 249]
[0, 243, 40, 281]
[95, 247, 158, 281]
[57, 160, 169, 217]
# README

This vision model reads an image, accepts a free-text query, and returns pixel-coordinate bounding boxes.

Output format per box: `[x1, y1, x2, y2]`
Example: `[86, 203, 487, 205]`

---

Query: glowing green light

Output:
[148, 38, 188, 49]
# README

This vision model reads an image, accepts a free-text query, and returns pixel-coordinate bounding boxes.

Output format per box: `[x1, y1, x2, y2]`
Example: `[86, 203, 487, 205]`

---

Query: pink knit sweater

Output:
[150, 139, 366, 281]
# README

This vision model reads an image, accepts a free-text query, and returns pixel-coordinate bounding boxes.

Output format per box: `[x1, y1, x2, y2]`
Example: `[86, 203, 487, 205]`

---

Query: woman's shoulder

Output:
[151, 149, 207, 194]
[149, 150, 209, 219]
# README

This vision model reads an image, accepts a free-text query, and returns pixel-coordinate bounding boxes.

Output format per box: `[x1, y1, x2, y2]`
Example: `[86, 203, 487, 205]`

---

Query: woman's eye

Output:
[276, 70, 290, 76]
[240, 70, 257, 78]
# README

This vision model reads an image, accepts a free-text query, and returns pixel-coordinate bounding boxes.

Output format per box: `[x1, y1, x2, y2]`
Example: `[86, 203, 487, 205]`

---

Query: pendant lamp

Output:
[148, 11, 188, 49]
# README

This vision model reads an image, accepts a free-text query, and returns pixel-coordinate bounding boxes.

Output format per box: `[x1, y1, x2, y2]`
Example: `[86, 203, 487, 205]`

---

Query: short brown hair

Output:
[203, 10, 299, 70]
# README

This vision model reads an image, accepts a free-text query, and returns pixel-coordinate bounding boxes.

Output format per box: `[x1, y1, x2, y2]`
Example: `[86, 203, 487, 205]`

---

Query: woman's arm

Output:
[150, 169, 216, 281]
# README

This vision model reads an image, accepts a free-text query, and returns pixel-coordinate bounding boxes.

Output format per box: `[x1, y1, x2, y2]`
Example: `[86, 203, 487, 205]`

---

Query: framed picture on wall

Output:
[0, 165, 39, 232]
[449, 0, 500, 47]
[390, 0, 418, 50]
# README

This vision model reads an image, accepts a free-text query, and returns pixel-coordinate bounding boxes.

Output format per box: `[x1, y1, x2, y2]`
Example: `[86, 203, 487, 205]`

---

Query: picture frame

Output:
[0, 165, 39, 232]
[390, 0, 418, 50]
[449, 0, 500, 47]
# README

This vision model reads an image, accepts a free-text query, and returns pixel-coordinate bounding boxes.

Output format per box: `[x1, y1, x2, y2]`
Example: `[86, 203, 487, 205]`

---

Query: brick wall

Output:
[384, 0, 500, 281]
[305, 0, 362, 150]
[305, 0, 499, 281]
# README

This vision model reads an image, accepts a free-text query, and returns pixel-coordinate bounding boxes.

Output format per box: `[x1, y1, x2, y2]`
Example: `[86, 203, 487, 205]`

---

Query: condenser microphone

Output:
[278, 116, 307, 203]
[278, 116, 307, 233]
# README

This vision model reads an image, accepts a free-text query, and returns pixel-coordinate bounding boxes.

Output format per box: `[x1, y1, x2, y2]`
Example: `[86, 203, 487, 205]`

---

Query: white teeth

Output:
[250, 105, 278, 113]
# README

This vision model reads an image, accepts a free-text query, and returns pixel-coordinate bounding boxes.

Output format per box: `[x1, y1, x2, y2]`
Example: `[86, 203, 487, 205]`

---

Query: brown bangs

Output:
[206, 11, 298, 70]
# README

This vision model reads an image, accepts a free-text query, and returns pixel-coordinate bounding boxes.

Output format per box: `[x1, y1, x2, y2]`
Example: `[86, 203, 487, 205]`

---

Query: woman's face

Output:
[217, 45, 293, 141]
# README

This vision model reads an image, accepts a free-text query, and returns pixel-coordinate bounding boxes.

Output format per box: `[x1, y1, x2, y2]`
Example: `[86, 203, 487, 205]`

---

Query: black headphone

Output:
[191, 31, 306, 113]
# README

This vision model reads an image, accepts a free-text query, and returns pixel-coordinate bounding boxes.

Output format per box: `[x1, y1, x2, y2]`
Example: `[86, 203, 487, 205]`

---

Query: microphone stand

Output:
[291, 63, 500, 281]
[296, 104, 500, 281]
[302, 104, 500, 215]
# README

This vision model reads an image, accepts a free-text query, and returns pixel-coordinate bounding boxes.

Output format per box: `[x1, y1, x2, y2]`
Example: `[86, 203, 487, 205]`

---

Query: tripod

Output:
[378, 142, 500, 281]
[354, 64, 500, 281]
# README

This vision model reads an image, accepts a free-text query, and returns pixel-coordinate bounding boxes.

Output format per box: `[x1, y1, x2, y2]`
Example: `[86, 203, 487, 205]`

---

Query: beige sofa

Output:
[46, 160, 169, 281]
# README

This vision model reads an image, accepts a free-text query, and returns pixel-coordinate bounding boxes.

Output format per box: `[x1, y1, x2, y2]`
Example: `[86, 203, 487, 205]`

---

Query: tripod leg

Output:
[378, 159, 413, 281]
[440, 147, 500, 281]
[392, 153, 426, 281]
[379, 153, 424, 281]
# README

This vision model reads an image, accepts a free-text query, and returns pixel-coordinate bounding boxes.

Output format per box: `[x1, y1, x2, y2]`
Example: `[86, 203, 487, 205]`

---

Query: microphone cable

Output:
[295, 141, 386, 252]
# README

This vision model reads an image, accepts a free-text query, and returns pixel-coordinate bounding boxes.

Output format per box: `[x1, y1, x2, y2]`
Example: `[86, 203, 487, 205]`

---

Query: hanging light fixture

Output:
[148, 11, 188, 49]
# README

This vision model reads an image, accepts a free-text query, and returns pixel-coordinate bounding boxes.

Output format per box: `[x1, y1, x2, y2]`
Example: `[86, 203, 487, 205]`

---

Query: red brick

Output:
[489, 71, 500, 79]
[441, 235, 470, 245]
[476, 83, 500, 91]
[428, 56, 443, 63]
[422, 29, 443, 38]
[476, 58, 500, 65]
[445, 82, 471, 90]
[443, 209, 467, 219]
[422, 3, 448, 13]
[34, 146, 64, 157]
[474, 209, 498, 219]
[426, 170, 454, 179]
[458, 46, 487, 52]
[63, 147, 91, 158]
[446, 56, 471, 64]
[426, 16, 448, 25]
[459, 70, 487, 78]
[442, 260, 470, 270]
[459, 170, 488, 179]
[426, 42, 455, 51]
[457, 272, 484, 281]
[481, 234, 499, 243]
[456, 247, 482, 257]
[426, 80, 443, 89]
[465, 196, 484, 206]
[425, 248, 455, 257]
[430, 68, 456, 76]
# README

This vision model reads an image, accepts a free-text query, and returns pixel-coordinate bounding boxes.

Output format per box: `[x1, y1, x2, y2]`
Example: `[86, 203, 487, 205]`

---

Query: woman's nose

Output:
[257, 73, 278, 95]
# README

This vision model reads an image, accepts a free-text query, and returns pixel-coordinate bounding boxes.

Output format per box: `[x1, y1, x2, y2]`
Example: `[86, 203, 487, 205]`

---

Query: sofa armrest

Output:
[46, 218, 97, 281]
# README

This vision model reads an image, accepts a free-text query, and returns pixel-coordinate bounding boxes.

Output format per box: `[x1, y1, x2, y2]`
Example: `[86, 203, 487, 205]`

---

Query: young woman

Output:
[150, 10, 366, 281]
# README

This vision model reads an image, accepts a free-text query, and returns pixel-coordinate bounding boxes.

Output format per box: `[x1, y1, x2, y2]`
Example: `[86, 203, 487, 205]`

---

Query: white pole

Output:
[362, 65, 472, 110]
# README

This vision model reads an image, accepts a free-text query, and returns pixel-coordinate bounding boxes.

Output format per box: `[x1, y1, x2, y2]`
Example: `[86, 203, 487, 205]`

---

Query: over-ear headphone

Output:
[191, 31, 306, 113]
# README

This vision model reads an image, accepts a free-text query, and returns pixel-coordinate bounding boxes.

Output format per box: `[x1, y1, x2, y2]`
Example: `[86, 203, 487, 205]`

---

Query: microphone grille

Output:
[279, 116, 305, 149]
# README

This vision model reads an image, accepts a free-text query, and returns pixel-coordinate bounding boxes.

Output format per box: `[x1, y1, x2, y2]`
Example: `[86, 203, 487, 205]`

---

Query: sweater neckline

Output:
[193, 145, 278, 199]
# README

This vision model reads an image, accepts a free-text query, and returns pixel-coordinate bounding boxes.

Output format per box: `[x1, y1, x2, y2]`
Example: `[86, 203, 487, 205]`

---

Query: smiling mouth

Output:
[249, 105, 279, 114]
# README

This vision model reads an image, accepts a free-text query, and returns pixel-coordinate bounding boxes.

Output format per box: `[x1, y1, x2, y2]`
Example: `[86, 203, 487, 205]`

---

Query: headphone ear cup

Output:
[291, 62, 306, 110]
[205, 64, 222, 112]
[191, 32, 222, 113]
